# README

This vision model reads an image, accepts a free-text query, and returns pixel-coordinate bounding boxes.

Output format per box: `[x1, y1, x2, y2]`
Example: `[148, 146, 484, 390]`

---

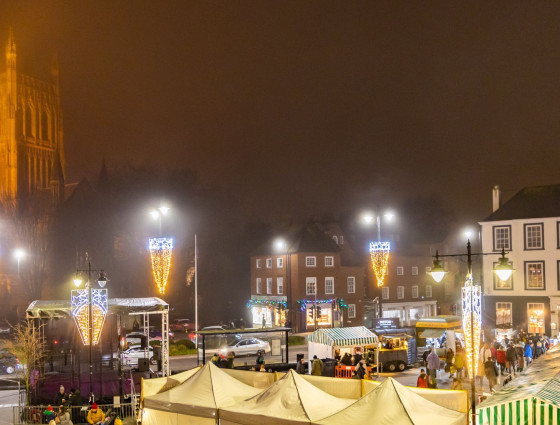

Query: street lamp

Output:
[429, 242, 513, 424]
[150, 205, 170, 237]
[71, 263, 109, 403]
[13, 249, 25, 275]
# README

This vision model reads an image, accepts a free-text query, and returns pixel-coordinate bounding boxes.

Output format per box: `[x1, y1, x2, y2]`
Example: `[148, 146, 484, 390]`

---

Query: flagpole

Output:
[195, 234, 199, 364]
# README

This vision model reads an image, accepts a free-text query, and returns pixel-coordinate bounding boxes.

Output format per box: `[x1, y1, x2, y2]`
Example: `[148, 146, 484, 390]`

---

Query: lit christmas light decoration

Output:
[462, 274, 482, 379]
[246, 299, 287, 308]
[71, 288, 108, 345]
[297, 298, 348, 311]
[370, 241, 391, 287]
[149, 238, 173, 295]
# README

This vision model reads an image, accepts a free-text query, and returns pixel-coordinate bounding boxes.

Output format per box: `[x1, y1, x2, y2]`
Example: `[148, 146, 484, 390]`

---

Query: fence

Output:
[13, 402, 135, 425]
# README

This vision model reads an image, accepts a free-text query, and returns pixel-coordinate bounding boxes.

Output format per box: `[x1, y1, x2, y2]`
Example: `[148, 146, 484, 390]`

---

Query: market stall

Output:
[219, 369, 354, 425]
[142, 363, 261, 425]
[416, 315, 463, 357]
[314, 377, 466, 425]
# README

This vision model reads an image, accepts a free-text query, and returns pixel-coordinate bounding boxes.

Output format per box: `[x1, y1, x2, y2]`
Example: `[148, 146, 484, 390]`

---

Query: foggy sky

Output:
[3, 2, 560, 225]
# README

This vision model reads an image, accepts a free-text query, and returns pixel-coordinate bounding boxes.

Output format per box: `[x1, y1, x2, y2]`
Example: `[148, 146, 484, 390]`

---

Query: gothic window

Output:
[41, 110, 50, 141]
[25, 106, 35, 138]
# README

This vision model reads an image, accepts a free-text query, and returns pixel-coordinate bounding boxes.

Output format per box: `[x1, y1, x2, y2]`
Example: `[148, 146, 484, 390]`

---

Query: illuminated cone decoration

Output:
[149, 238, 174, 295]
[462, 274, 482, 379]
[71, 288, 108, 345]
[370, 241, 391, 287]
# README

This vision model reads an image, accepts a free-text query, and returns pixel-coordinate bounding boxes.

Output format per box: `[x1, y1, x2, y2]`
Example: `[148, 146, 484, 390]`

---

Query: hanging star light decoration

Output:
[370, 241, 391, 287]
[149, 238, 174, 295]
[71, 288, 108, 345]
[462, 273, 482, 379]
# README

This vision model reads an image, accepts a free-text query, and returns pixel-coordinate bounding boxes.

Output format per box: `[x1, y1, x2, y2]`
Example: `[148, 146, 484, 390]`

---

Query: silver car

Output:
[120, 345, 157, 368]
[220, 338, 270, 356]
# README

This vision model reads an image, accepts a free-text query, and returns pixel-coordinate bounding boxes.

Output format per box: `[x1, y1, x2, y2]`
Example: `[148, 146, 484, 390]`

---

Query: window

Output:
[306, 256, 316, 267]
[332, 235, 338, 244]
[256, 278, 262, 294]
[266, 258, 272, 269]
[411, 266, 418, 276]
[347, 276, 355, 294]
[493, 225, 512, 251]
[277, 257, 283, 268]
[496, 302, 512, 328]
[325, 277, 334, 294]
[426, 285, 432, 298]
[266, 278, 272, 294]
[348, 304, 356, 318]
[525, 261, 545, 289]
[397, 267, 404, 276]
[493, 260, 513, 290]
[256, 259, 262, 269]
[524, 223, 544, 250]
[306, 277, 317, 295]
[397, 286, 404, 299]
[412, 286, 419, 298]
[325, 256, 334, 267]
[382, 287, 389, 300]
[528, 303, 545, 333]
[277, 277, 283, 295]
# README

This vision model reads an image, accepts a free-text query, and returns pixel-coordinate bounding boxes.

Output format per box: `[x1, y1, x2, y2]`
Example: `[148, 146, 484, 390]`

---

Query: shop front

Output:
[247, 296, 287, 327]
[297, 298, 347, 330]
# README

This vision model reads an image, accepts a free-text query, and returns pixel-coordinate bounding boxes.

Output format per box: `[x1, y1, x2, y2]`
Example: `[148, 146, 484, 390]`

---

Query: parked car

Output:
[170, 319, 194, 332]
[119, 345, 157, 368]
[220, 338, 270, 356]
[201, 326, 226, 332]
[148, 326, 174, 341]
[0, 323, 11, 335]
[0, 350, 19, 374]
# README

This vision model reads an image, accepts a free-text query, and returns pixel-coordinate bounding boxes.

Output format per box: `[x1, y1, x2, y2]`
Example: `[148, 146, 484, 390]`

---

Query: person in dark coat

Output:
[353, 360, 366, 379]
[54, 385, 68, 407]
[70, 389, 83, 424]
[506, 344, 517, 375]
[484, 356, 499, 393]
[296, 358, 306, 374]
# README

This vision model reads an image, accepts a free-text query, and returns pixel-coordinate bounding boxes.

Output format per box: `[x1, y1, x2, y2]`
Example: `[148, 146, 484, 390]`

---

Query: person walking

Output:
[477, 343, 491, 389]
[417, 369, 428, 388]
[454, 348, 464, 379]
[426, 348, 440, 386]
[524, 341, 533, 367]
[515, 344, 525, 372]
[506, 343, 517, 376]
[445, 348, 455, 378]
[496, 345, 506, 375]
[311, 355, 324, 376]
[484, 356, 499, 393]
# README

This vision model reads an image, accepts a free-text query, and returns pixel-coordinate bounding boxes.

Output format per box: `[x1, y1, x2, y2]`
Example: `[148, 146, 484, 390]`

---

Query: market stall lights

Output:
[370, 241, 391, 287]
[462, 275, 482, 379]
[149, 237, 173, 295]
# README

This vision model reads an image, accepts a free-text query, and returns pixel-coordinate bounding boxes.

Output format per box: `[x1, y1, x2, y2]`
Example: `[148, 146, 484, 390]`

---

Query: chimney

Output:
[492, 185, 501, 212]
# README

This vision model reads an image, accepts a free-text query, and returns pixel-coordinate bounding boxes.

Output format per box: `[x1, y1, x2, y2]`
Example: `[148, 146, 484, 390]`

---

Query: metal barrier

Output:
[13, 402, 135, 424]
[334, 365, 373, 379]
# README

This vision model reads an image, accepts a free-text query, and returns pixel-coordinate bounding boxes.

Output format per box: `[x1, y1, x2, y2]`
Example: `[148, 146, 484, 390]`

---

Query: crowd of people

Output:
[419, 332, 553, 393]
[41, 385, 123, 425]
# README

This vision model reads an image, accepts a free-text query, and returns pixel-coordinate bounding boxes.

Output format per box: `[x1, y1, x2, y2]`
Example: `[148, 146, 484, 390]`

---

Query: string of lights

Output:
[462, 274, 482, 379]
[296, 298, 348, 311]
[370, 241, 391, 287]
[149, 237, 174, 295]
[246, 299, 287, 308]
[71, 288, 108, 345]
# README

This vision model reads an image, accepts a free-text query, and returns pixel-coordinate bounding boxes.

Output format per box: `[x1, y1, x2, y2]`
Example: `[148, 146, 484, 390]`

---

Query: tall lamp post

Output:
[72, 263, 108, 403]
[429, 241, 513, 425]
[14, 249, 25, 275]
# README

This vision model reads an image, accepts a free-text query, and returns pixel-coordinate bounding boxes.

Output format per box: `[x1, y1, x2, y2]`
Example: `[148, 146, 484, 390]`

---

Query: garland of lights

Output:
[149, 238, 174, 295]
[246, 299, 287, 308]
[71, 288, 108, 345]
[297, 298, 348, 311]
[462, 274, 482, 379]
[370, 242, 391, 287]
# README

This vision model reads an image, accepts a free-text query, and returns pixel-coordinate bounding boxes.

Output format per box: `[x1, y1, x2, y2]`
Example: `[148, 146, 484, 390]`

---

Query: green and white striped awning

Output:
[307, 326, 378, 347]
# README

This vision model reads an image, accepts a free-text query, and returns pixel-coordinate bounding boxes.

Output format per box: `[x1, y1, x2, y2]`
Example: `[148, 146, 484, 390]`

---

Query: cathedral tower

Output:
[0, 28, 65, 212]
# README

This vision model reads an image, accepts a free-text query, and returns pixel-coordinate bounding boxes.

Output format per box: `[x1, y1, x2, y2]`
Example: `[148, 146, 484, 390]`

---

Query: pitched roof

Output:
[251, 223, 340, 255]
[482, 184, 560, 222]
[307, 326, 378, 346]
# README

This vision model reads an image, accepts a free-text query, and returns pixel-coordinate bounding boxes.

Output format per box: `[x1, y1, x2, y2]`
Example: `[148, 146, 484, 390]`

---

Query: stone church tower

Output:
[0, 28, 65, 212]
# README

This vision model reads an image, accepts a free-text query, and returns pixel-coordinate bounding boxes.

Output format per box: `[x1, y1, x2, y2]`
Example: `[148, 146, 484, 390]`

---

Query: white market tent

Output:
[142, 362, 261, 425]
[477, 347, 560, 425]
[219, 369, 355, 425]
[314, 377, 467, 425]
[307, 326, 378, 360]
[141, 366, 201, 399]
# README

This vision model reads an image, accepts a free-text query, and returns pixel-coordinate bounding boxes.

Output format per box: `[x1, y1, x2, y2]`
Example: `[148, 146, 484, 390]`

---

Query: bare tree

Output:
[3, 321, 46, 404]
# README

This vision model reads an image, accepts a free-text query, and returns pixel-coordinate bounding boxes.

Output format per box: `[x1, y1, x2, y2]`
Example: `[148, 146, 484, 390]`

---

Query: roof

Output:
[416, 316, 462, 329]
[482, 184, 560, 222]
[307, 326, 378, 346]
[26, 297, 168, 319]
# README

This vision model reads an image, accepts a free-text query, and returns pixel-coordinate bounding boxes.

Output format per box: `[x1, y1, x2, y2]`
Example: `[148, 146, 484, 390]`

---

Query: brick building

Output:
[249, 222, 366, 332]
